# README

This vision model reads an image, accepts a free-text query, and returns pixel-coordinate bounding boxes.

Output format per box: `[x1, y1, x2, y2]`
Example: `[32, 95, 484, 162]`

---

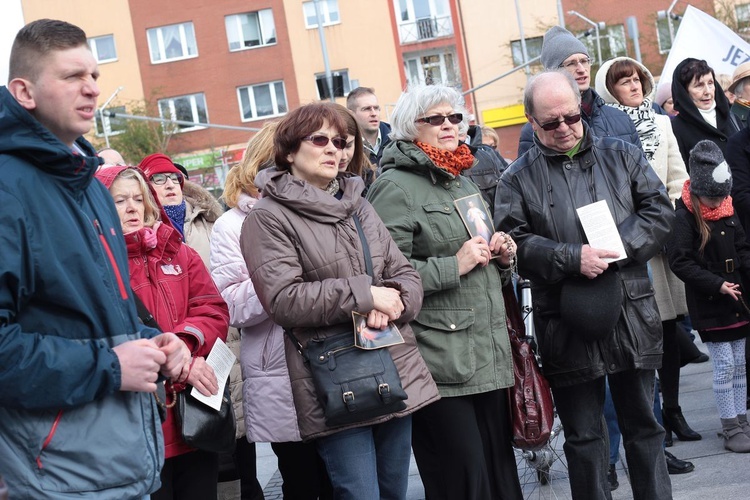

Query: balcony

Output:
[399, 15, 453, 44]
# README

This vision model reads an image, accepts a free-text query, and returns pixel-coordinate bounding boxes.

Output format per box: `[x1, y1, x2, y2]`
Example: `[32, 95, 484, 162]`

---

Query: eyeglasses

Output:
[559, 57, 592, 70]
[532, 113, 582, 132]
[150, 172, 183, 185]
[303, 135, 347, 150]
[414, 113, 463, 126]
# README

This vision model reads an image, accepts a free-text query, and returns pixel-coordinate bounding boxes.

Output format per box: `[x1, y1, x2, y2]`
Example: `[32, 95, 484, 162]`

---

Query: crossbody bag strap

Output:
[352, 214, 374, 280]
[284, 213, 374, 360]
[133, 293, 162, 331]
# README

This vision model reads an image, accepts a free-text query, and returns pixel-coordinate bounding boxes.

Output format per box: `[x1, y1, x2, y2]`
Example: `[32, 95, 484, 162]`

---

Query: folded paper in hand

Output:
[190, 338, 236, 411]
[576, 200, 626, 263]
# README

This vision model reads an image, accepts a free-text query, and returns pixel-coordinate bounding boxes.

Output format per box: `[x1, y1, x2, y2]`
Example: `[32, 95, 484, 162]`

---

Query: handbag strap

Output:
[133, 293, 162, 331]
[352, 214, 373, 281]
[284, 213, 373, 359]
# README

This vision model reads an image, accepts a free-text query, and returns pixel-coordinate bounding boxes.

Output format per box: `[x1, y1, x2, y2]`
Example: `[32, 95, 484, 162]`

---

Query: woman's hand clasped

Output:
[185, 357, 219, 397]
[370, 286, 404, 321]
[456, 236, 492, 276]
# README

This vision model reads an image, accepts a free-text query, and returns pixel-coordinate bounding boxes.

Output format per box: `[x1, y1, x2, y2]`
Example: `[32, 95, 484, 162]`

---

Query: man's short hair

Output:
[346, 86, 376, 111]
[524, 70, 581, 117]
[9, 19, 88, 81]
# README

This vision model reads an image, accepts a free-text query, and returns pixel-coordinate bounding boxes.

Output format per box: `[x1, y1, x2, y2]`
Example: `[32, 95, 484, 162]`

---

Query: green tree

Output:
[105, 99, 176, 164]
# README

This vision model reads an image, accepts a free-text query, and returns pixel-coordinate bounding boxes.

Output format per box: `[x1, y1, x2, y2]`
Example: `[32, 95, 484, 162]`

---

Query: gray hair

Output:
[524, 70, 580, 117]
[390, 84, 468, 141]
[735, 77, 749, 99]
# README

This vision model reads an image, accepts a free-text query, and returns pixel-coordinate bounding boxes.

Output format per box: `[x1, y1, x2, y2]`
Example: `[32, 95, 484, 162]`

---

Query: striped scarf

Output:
[608, 98, 660, 162]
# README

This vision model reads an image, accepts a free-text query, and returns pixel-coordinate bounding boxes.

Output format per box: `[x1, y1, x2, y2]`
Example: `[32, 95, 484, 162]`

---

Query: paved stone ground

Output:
[221, 337, 750, 499]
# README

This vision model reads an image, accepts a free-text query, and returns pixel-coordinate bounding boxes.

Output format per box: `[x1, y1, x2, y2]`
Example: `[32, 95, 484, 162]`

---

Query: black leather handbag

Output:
[176, 379, 236, 454]
[284, 215, 407, 427]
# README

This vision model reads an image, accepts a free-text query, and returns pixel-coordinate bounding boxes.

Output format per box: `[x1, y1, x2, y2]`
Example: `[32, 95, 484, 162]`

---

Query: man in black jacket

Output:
[496, 70, 674, 500]
[517, 26, 641, 158]
[347, 86, 391, 167]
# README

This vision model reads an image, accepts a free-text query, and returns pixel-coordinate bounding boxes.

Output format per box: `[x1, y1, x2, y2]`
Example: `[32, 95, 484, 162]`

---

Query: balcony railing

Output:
[399, 15, 453, 44]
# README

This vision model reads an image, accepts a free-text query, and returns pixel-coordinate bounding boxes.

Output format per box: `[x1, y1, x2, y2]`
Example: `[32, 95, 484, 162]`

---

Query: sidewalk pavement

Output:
[236, 337, 749, 499]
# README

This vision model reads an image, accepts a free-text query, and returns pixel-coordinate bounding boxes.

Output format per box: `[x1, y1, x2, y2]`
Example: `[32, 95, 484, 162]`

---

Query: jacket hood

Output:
[183, 179, 223, 222]
[671, 58, 732, 122]
[0, 86, 101, 192]
[260, 169, 365, 224]
[380, 140, 473, 182]
[94, 165, 175, 231]
[595, 57, 656, 105]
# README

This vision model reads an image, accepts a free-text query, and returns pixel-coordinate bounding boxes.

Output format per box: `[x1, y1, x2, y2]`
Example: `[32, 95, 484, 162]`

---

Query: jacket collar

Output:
[380, 140, 476, 184]
[0, 86, 100, 192]
[532, 122, 596, 165]
[261, 169, 364, 224]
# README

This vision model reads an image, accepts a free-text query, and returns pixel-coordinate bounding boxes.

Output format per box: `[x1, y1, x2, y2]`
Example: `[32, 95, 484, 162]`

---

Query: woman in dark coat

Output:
[671, 58, 740, 169]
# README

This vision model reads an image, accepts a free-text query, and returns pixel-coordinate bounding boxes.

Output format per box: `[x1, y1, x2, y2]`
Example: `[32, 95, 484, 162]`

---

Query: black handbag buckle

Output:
[726, 259, 735, 273]
[342, 391, 355, 403]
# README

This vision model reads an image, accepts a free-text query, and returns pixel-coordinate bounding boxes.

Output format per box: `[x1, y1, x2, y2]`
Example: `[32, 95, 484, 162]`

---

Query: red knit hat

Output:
[138, 153, 184, 186]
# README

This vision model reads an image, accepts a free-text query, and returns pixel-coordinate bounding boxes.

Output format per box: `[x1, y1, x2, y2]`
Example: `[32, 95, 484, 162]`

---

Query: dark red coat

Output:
[125, 221, 229, 458]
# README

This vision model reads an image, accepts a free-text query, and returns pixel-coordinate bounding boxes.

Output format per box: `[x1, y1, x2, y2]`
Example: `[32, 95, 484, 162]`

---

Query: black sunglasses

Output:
[303, 135, 347, 150]
[532, 113, 582, 132]
[150, 172, 183, 185]
[415, 113, 463, 126]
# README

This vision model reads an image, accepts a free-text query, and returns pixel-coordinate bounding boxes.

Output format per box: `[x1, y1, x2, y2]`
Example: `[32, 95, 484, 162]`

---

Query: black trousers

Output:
[411, 388, 523, 500]
[658, 319, 681, 408]
[151, 450, 219, 500]
[271, 441, 333, 500]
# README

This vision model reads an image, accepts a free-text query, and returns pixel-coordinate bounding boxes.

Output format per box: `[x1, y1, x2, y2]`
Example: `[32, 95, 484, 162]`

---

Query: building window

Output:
[581, 24, 627, 64]
[395, 0, 452, 44]
[510, 36, 543, 67]
[158, 93, 208, 132]
[147, 22, 198, 64]
[237, 81, 287, 121]
[95, 105, 127, 137]
[315, 70, 350, 99]
[303, 0, 340, 29]
[404, 49, 459, 88]
[656, 16, 680, 53]
[88, 35, 117, 63]
[225, 9, 276, 51]
[737, 4, 750, 32]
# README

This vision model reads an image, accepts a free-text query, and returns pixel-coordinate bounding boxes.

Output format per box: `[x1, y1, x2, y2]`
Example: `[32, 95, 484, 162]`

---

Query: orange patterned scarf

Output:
[681, 180, 734, 221]
[415, 141, 475, 176]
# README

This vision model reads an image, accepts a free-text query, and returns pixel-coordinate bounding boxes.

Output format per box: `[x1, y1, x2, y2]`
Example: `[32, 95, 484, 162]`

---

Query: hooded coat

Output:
[671, 58, 740, 168]
[596, 56, 689, 321]
[97, 166, 230, 459]
[241, 171, 439, 440]
[367, 141, 515, 397]
[0, 87, 164, 498]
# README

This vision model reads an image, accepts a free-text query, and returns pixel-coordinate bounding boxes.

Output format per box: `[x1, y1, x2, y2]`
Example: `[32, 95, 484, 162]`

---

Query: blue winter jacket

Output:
[0, 86, 164, 498]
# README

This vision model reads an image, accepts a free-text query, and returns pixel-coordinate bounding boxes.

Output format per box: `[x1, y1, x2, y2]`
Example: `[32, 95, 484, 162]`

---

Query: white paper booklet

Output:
[576, 200, 627, 263]
[190, 338, 236, 411]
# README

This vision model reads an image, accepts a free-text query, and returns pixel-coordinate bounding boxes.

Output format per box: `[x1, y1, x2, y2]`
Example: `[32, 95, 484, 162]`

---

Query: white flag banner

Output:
[658, 5, 750, 89]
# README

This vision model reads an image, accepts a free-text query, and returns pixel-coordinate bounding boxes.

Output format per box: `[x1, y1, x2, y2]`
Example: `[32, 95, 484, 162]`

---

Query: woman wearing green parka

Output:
[367, 84, 522, 500]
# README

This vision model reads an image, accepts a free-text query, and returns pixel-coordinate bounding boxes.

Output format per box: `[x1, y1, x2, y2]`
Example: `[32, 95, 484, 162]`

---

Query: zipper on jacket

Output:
[36, 410, 64, 469]
[94, 219, 129, 300]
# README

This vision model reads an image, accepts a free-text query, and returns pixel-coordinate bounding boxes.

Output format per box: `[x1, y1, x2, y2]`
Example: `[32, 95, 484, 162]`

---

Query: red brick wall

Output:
[128, 0, 298, 155]
[564, 0, 717, 81]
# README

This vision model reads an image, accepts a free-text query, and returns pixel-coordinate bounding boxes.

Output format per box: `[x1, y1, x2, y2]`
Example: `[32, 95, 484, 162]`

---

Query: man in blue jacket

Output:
[0, 19, 188, 499]
[517, 26, 641, 158]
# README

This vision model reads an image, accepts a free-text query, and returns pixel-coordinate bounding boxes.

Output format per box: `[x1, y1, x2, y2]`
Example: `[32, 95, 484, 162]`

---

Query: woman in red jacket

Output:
[96, 166, 230, 500]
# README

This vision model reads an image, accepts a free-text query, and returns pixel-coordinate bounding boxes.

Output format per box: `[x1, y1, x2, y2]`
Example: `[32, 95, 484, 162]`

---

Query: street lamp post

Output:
[99, 86, 124, 149]
[568, 10, 605, 66]
[657, 0, 681, 48]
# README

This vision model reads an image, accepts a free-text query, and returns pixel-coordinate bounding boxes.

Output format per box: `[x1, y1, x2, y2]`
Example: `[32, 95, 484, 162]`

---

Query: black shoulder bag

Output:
[284, 214, 407, 427]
